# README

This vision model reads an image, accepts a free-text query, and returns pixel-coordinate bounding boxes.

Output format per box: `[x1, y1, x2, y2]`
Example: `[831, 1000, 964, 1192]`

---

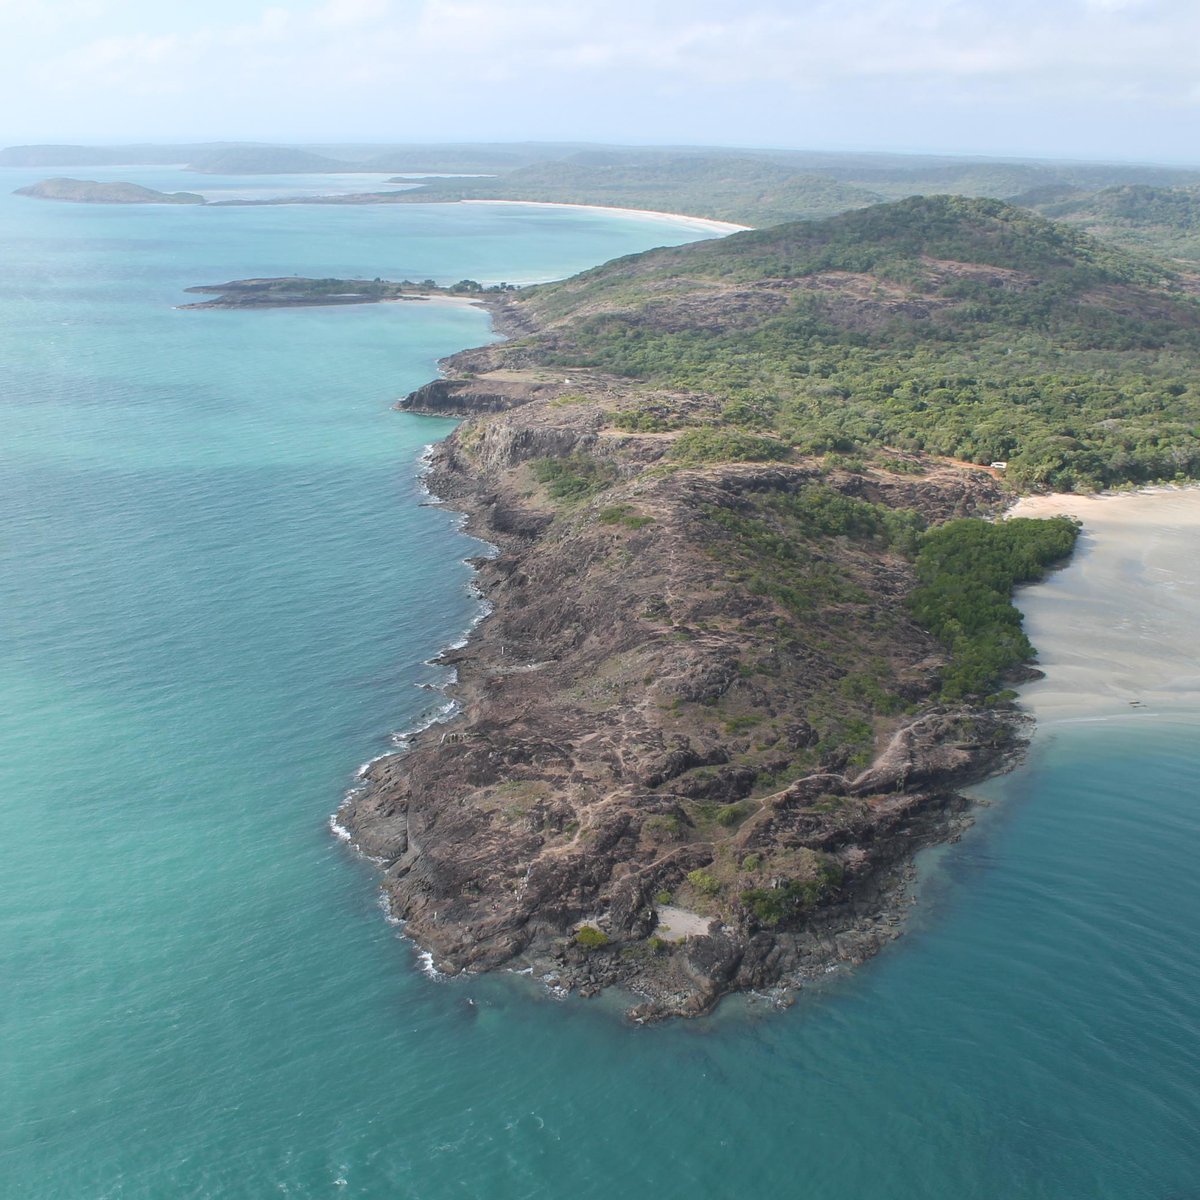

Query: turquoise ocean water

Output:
[1, 169, 1197, 1198]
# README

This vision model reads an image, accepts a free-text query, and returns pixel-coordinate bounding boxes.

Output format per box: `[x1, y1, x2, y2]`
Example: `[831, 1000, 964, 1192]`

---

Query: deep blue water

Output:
[1, 168, 1197, 1198]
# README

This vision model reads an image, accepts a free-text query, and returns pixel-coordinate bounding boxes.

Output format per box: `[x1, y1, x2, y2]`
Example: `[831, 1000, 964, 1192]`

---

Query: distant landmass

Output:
[15, 178, 206, 204]
[381, 156, 884, 225]
[182, 147, 356, 175]
[380, 151, 1200, 229]
[1021, 183, 1200, 263]
[8, 142, 1200, 231]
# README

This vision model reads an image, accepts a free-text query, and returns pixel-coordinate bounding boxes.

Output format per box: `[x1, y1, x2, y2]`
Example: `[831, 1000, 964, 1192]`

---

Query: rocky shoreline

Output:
[338, 332, 1032, 1021]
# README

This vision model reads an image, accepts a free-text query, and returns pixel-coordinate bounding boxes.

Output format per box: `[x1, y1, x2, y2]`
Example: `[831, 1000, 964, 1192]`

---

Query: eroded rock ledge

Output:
[341, 362, 1021, 1020]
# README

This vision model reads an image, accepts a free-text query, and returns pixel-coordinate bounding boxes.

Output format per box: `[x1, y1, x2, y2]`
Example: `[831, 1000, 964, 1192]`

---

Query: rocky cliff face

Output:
[342, 366, 1019, 1019]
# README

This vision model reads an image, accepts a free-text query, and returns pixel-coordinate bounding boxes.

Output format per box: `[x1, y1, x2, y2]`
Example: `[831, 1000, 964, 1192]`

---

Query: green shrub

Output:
[644, 814, 682, 839]
[715, 802, 752, 828]
[598, 504, 656, 529]
[741, 859, 843, 926]
[609, 410, 682, 432]
[723, 714, 760, 734]
[575, 925, 609, 949]
[532, 454, 616, 502]
[687, 868, 721, 897]
[671, 428, 791, 465]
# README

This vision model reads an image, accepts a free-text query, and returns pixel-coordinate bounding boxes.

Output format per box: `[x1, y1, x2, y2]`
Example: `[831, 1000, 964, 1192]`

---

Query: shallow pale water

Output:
[1, 169, 1198, 1198]
[1011, 489, 1200, 719]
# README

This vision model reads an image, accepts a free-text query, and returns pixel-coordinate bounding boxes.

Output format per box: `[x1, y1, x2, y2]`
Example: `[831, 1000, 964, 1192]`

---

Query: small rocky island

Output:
[15, 177, 206, 204]
[180, 276, 512, 310]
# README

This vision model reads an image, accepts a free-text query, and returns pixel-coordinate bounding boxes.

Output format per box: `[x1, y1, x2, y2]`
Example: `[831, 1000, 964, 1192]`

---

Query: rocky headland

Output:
[250, 194, 1200, 1019]
[341, 361, 1024, 1018]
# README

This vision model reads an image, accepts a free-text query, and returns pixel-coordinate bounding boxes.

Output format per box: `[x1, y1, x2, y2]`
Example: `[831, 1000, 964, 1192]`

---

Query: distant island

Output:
[15, 178, 205, 205]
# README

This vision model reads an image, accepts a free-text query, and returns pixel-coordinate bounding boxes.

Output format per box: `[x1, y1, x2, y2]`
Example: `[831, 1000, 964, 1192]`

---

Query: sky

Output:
[2, 0, 1198, 163]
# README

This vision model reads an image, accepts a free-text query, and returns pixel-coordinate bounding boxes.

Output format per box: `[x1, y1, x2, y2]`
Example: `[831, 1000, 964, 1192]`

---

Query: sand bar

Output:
[1010, 487, 1200, 723]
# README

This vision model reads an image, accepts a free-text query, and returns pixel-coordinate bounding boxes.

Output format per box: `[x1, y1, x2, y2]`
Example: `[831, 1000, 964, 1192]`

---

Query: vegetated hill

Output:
[1042, 184, 1200, 225]
[359, 143, 603, 173]
[14, 177, 205, 204]
[1007, 183, 1089, 208]
[183, 146, 357, 174]
[498, 195, 1200, 491]
[361, 141, 669, 171]
[1022, 184, 1200, 263]
[364, 149, 523, 173]
[386, 154, 883, 225]
[829, 162, 1058, 201]
[777, 153, 1200, 200]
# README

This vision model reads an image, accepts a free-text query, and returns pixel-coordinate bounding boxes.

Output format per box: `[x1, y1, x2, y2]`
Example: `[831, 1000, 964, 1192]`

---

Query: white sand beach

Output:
[461, 199, 751, 236]
[1009, 488, 1200, 723]
[387, 291, 491, 310]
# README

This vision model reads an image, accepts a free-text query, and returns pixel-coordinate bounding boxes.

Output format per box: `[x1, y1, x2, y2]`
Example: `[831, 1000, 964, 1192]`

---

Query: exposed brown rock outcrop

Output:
[341, 374, 1021, 1020]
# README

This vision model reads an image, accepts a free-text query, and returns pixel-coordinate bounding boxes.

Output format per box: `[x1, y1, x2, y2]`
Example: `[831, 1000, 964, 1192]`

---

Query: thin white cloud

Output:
[312, 0, 392, 31]
[5, 0, 1200, 156]
[29, 0, 1200, 98]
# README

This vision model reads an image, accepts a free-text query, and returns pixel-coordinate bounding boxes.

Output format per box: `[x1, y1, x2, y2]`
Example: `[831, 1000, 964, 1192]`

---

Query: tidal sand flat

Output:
[1010, 488, 1200, 721]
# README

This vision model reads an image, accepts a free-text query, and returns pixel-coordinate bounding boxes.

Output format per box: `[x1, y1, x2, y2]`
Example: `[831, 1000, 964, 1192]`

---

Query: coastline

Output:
[184, 187, 757, 234]
[457, 198, 751, 235]
[1009, 486, 1200, 724]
